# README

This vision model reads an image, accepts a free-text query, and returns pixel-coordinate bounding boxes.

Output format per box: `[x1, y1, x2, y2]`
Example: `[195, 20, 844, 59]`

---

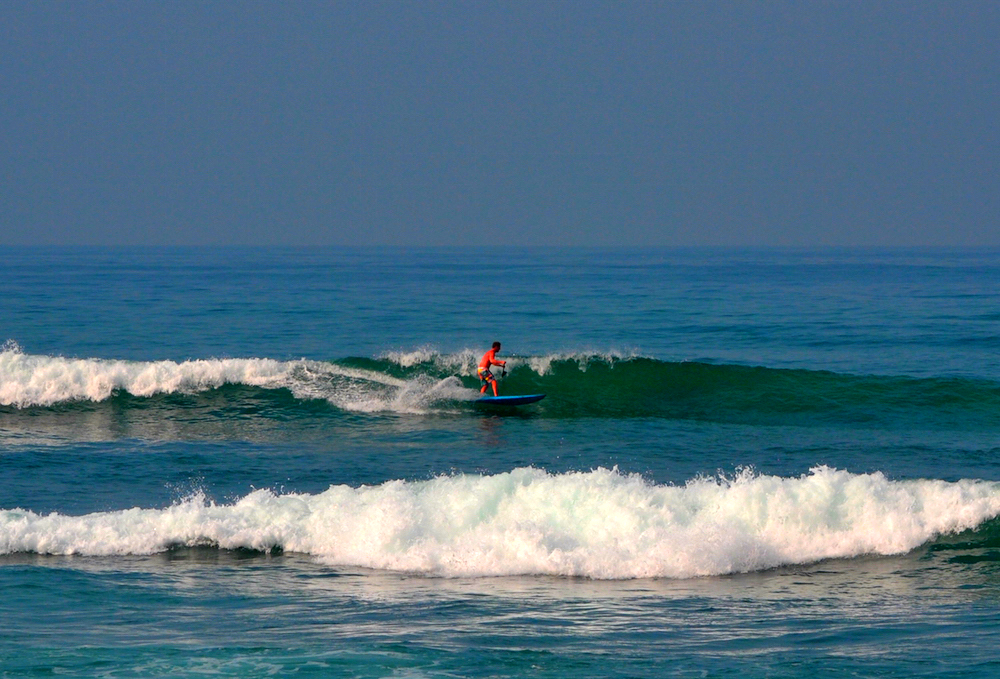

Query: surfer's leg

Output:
[478, 368, 495, 394]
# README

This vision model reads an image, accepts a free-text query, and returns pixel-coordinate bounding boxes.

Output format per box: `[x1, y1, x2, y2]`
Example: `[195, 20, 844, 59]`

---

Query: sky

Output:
[2, 0, 998, 248]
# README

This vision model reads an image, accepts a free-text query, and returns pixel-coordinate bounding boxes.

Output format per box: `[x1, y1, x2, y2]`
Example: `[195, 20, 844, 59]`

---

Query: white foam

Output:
[379, 347, 645, 377]
[4, 467, 998, 579]
[0, 350, 286, 407]
[379, 348, 481, 377]
[0, 348, 464, 413]
[0, 346, 649, 411]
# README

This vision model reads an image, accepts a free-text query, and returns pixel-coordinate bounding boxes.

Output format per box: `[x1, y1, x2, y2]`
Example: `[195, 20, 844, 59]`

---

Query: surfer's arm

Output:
[484, 350, 505, 368]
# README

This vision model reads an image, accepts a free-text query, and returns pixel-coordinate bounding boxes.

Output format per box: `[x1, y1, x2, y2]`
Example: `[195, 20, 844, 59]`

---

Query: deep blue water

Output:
[3, 247, 1000, 677]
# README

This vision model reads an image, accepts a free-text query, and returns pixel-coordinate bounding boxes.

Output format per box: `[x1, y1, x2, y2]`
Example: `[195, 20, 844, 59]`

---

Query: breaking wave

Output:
[4, 345, 1000, 429]
[3, 466, 999, 579]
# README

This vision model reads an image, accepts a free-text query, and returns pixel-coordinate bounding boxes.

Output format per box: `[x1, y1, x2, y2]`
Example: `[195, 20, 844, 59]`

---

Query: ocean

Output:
[3, 246, 1000, 677]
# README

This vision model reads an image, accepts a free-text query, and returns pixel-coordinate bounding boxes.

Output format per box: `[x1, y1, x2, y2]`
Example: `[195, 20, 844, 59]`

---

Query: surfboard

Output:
[474, 394, 546, 407]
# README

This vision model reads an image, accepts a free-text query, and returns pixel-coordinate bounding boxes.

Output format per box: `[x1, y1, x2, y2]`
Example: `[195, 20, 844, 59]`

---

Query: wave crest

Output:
[0, 349, 466, 413]
[3, 467, 998, 579]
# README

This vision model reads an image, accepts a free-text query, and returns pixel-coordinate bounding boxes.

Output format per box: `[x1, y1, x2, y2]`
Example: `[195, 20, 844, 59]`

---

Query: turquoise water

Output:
[3, 247, 1000, 677]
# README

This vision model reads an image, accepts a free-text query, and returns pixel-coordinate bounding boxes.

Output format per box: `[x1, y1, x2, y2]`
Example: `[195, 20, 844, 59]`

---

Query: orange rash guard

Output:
[478, 349, 505, 373]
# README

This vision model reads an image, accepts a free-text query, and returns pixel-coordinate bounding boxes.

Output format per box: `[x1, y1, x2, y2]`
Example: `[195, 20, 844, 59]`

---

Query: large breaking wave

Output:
[3, 466, 999, 579]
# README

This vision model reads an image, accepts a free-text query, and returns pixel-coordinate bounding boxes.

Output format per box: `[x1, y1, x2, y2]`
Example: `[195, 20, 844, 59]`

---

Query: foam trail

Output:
[3, 467, 999, 579]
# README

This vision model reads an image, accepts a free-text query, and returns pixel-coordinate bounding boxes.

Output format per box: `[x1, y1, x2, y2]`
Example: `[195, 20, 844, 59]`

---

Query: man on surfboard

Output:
[478, 341, 506, 396]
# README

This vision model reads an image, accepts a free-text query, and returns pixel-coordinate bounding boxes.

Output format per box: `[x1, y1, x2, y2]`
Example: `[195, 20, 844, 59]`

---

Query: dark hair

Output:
[492, 341, 501, 350]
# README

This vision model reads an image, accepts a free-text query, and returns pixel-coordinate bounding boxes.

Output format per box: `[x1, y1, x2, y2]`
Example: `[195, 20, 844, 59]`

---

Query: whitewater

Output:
[5, 467, 999, 579]
[0, 346, 473, 413]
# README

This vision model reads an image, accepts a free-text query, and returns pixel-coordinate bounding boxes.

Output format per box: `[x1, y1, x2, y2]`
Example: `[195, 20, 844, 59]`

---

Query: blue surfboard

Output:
[474, 394, 546, 407]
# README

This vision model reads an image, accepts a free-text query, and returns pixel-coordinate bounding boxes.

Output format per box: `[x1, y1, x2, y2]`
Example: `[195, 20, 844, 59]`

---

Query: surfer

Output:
[478, 341, 507, 396]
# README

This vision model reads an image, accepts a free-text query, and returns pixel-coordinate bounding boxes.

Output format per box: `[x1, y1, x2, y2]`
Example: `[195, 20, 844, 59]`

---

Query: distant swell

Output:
[4, 347, 1000, 429]
[3, 467, 999, 579]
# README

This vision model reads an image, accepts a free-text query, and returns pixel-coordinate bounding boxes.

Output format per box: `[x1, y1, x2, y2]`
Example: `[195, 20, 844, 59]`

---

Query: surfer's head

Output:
[492, 341, 501, 351]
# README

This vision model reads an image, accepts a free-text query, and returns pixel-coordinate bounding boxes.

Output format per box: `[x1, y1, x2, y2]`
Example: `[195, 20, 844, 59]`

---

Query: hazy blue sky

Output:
[2, 1, 997, 247]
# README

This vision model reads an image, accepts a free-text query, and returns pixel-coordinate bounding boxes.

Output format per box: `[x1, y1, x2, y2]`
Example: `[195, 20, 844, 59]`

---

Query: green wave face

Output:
[361, 353, 1000, 430]
[489, 359, 999, 428]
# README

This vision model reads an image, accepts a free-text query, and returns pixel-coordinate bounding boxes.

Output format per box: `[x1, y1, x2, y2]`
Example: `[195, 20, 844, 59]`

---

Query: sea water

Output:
[3, 246, 1000, 677]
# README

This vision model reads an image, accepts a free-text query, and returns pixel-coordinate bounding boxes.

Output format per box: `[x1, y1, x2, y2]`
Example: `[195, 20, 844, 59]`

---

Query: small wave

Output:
[3, 467, 999, 579]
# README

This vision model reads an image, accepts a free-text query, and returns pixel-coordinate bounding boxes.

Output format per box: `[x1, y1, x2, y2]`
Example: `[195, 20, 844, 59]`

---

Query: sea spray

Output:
[3, 467, 999, 579]
[378, 347, 642, 377]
